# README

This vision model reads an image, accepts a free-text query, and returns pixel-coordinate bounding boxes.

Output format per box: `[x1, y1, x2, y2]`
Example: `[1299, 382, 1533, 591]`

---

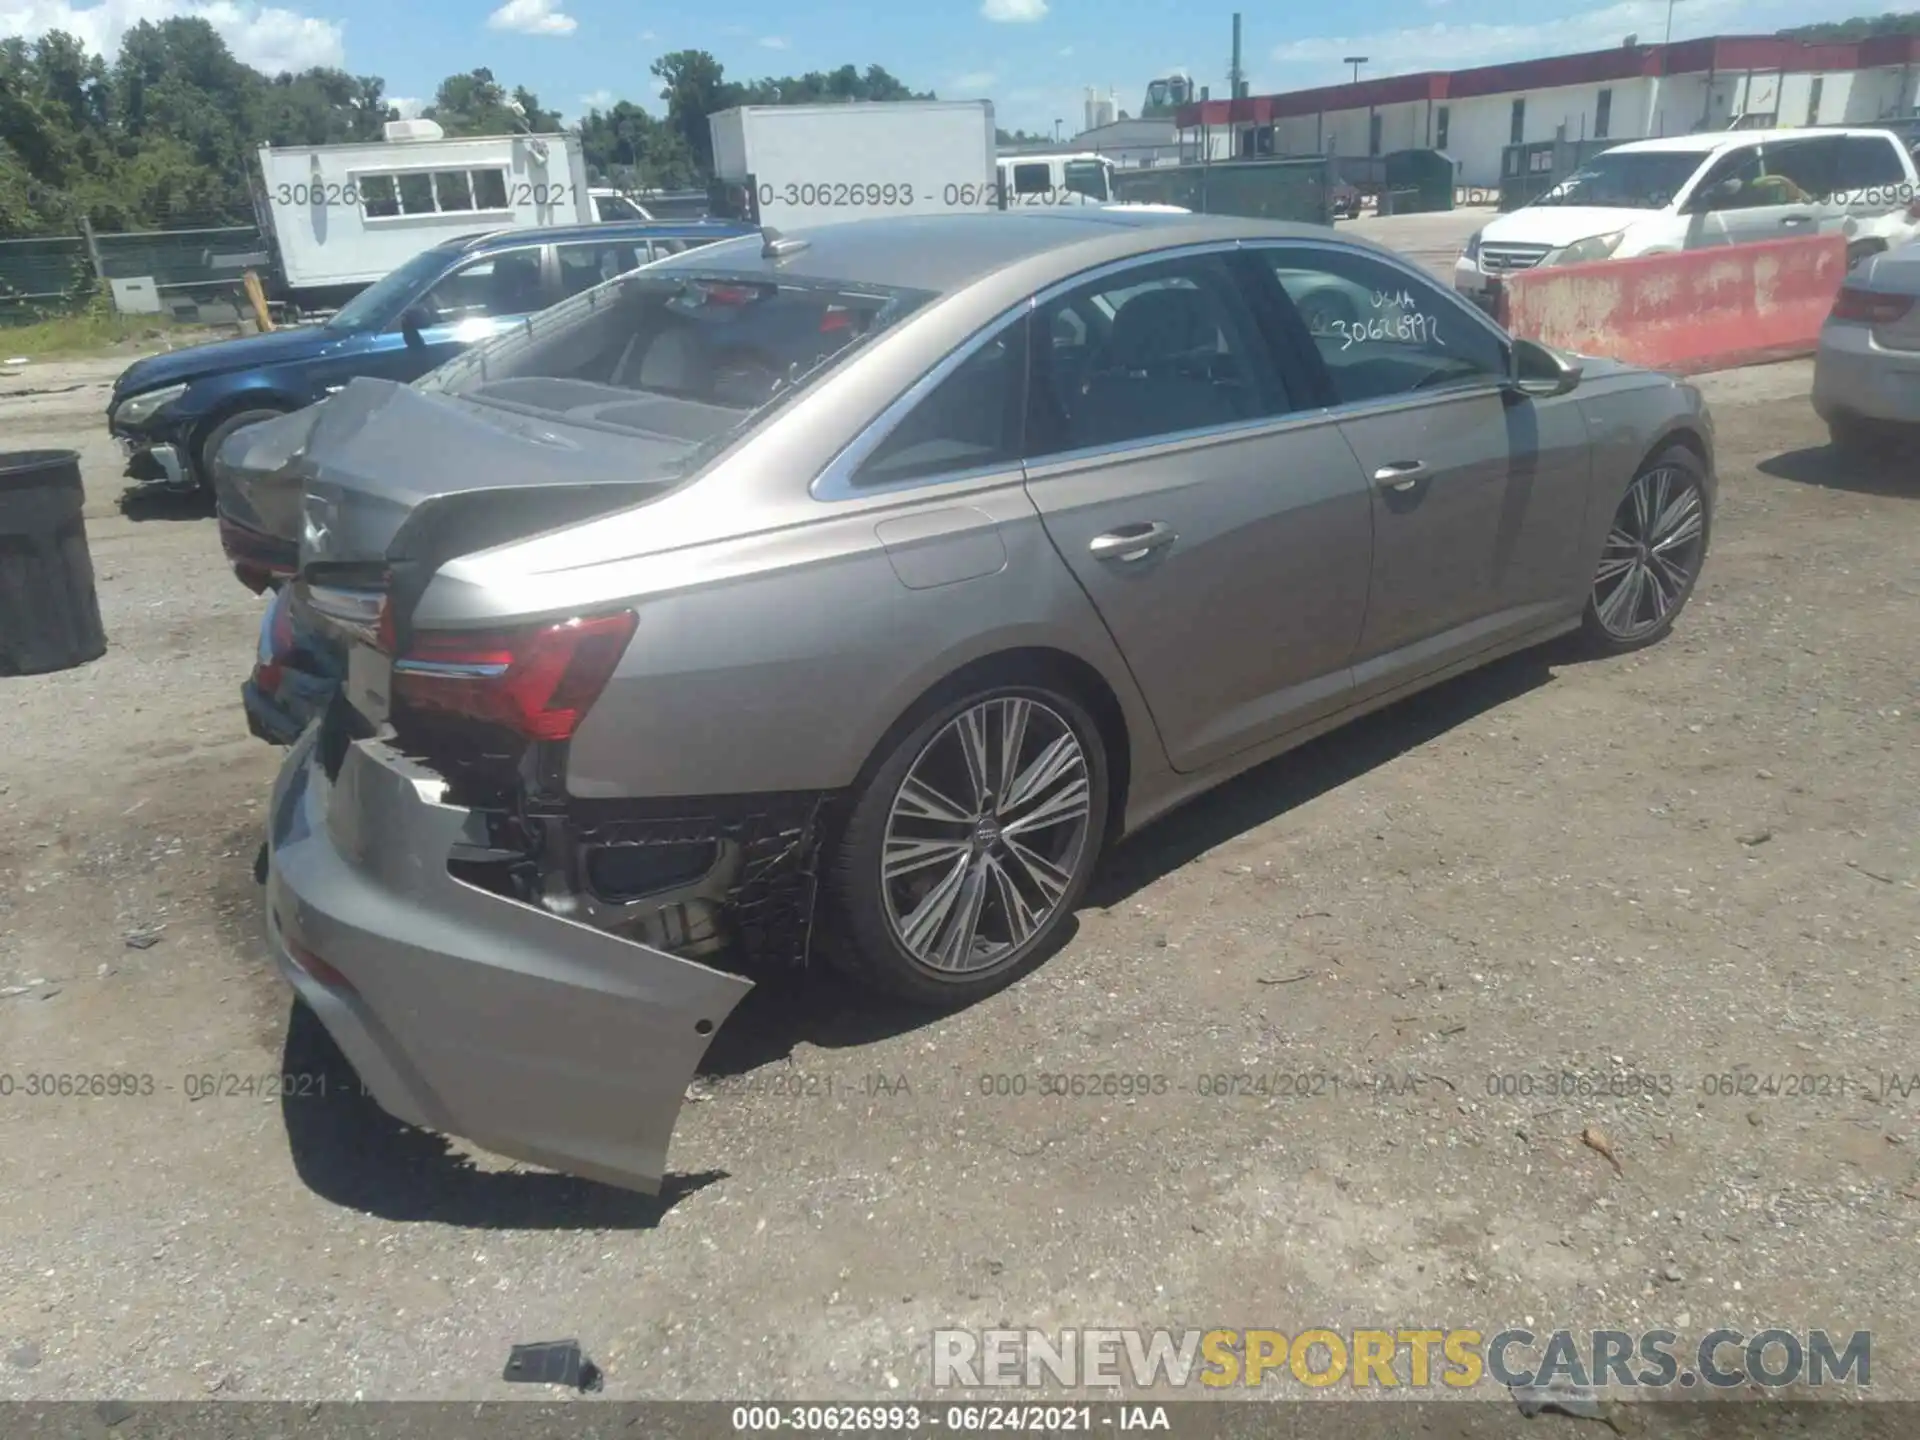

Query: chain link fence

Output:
[0, 223, 267, 326]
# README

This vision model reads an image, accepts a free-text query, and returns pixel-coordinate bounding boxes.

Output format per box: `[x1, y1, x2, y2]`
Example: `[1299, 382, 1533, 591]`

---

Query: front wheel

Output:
[1580, 447, 1710, 654]
[823, 683, 1109, 1007]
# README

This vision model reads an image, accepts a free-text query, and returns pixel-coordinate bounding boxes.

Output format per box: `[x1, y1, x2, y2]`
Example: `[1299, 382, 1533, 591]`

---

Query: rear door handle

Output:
[1781, 214, 1814, 226]
[1089, 522, 1177, 561]
[1372, 461, 1428, 492]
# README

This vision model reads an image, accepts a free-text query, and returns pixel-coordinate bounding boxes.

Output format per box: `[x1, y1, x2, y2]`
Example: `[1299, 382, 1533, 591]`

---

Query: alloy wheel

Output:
[880, 696, 1094, 975]
[1592, 465, 1706, 643]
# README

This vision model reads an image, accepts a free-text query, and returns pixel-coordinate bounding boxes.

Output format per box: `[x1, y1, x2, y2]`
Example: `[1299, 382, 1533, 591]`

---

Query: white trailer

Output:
[708, 101, 1001, 230]
[254, 121, 593, 299]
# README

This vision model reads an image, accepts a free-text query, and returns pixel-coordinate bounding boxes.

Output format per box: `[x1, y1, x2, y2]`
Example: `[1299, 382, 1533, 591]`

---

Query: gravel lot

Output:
[1, 214, 1916, 1416]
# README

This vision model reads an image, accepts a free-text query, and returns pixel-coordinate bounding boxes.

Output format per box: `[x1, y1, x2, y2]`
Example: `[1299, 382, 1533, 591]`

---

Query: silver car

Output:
[1813, 237, 1920, 452]
[265, 211, 1716, 1193]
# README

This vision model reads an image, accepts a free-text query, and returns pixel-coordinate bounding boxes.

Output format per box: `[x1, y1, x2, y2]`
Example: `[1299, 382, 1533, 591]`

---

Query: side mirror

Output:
[399, 304, 432, 346]
[1509, 337, 1582, 398]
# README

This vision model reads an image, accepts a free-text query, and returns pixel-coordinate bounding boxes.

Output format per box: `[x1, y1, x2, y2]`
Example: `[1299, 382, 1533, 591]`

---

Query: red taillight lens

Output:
[391, 611, 637, 742]
[286, 936, 355, 992]
[819, 307, 853, 333]
[1831, 286, 1915, 325]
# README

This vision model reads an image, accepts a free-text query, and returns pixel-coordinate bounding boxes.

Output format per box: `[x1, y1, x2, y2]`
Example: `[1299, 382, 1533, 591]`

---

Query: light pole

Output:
[1344, 56, 1368, 85]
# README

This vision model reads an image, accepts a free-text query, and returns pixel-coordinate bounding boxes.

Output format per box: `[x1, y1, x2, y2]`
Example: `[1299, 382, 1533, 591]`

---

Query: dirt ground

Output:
[1, 216, 1916, 1416]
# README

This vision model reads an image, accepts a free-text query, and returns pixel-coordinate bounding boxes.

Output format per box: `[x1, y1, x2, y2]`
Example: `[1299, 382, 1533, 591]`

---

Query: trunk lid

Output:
[291, 376, 718, 731]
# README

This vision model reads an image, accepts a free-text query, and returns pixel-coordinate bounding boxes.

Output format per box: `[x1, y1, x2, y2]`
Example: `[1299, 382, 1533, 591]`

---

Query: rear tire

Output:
[196, 405, 293, 491]
[1579, 445, 1710, 655]
[822, 679, 1110, 1008]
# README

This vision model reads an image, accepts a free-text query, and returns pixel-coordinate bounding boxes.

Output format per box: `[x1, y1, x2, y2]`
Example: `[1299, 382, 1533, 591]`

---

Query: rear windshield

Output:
[1530, 150, 1709, 210]
[416, 266, 934, 459]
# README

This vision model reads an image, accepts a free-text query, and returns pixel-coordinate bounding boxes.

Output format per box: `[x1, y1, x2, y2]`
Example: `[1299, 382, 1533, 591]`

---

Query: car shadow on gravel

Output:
[278, 999, 722, 1228]
[1759, 443, 1916, 498]
[117, 484, 214, 521]
[1088, 648, 1557, 907]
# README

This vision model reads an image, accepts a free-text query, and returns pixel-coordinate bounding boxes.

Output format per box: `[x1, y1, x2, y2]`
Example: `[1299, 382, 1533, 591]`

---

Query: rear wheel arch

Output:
[847, 646, 1133, 852]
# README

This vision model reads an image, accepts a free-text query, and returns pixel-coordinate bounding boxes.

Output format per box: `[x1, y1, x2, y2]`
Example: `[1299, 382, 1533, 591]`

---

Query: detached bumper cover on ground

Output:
[264, 724, 753, 1195]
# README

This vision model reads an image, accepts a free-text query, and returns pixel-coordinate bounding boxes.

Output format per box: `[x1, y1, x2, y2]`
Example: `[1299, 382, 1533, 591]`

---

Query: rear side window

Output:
[1836, 135, 1909, 191]
[1760, 138, 1840, 201]
[557, 241, 647, 298]
[1027, 255, 1289, 457]
[853, 324, 1029, 486]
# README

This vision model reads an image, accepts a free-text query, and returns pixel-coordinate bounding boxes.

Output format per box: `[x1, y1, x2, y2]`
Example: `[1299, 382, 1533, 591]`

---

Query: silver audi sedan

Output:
[1813, 237, 1920, 452]
[265, 210, 1715, 1193]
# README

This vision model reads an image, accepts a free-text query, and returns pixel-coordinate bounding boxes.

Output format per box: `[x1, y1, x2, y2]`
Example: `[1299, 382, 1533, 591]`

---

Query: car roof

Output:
[445, 219, 759, 254]
[1607, 127, 1907, 155]
[643, 209, 1360, 295]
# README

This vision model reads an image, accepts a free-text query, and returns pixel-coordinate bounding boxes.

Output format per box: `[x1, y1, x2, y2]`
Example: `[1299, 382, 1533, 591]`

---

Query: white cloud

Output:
[1057, 45, 1074, 56]
[758, 34, 786, 48]
[981, 0, 1046, 22]
[486, 0, 575, 36]
[951, 69, 998, 92]
[0, 0, 344, 72]
[638, 27, 655, 40]
[1269, 0, 1761, 80]
[579, 88, 614, 109]
[387, 94, 424, 118]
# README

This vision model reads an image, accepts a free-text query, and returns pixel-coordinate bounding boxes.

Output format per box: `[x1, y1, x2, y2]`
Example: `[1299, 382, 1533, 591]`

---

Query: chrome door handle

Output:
[1089, 522, 1177, 561]
[1781, 214, 1814, 226]
[1372, 461, 1428, 491]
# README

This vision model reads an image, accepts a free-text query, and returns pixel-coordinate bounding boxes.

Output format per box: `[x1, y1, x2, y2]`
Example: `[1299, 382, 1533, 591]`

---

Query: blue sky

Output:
[0, 0, 1891, 134]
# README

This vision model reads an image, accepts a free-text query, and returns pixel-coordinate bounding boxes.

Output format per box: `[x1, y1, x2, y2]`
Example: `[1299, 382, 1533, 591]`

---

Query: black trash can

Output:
[0, 450, 108, 676]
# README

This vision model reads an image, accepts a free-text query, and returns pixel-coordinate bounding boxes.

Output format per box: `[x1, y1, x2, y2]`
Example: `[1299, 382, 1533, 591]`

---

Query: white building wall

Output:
[1197, 60, 1916, 188]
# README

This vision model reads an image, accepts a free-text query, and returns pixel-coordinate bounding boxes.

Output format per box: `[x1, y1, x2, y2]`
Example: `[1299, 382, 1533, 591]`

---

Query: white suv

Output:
[1454, 127, 1920, 306]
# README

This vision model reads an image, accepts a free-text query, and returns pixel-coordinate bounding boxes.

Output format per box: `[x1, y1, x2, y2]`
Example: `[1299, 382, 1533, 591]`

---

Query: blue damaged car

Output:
[108, 218, 754, 496]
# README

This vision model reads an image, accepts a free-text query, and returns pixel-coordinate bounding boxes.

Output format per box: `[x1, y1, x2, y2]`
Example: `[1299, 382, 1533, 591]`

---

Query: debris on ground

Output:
[502, 1339, 603, 1392]
[1580, 1126, 1625, 1177]
[1511, 1383, 1627, 1432]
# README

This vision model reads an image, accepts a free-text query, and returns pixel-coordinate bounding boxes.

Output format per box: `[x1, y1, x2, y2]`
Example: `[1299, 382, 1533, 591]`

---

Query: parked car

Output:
[261, 210, 1714, 1194]
[1454, 127, 1920, 311]
[1813, 235, 1920, 454]
[109, 218, 757, 496]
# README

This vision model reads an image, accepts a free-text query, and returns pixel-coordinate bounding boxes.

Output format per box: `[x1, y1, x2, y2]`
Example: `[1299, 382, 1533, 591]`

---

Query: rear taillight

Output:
[391, 611, 638, 742]
[285, 935, 355, 992]
[820, 307, 853, 333]
[1830, 286, 1915, 325]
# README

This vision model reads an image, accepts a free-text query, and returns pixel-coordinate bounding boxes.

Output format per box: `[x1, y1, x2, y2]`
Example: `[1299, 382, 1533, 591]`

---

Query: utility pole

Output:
[1344, 56, 1368, 85]
[1230, 13, 1245, 99]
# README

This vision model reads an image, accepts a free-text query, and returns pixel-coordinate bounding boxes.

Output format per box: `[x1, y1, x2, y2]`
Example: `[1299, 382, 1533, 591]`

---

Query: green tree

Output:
[578, 99, 698, 190]
[424, 68, 562, 136]
[1780, 12, 1920, 40]
[650, 50, 734, 176]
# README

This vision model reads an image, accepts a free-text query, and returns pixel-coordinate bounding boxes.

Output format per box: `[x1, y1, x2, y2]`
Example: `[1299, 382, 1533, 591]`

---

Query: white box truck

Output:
[707, 101, 1002, 229]
[253, 120, 594, 307]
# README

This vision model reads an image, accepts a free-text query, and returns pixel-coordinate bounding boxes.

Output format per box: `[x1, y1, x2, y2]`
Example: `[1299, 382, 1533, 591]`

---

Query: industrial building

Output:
[1174, 33, 1920, 187]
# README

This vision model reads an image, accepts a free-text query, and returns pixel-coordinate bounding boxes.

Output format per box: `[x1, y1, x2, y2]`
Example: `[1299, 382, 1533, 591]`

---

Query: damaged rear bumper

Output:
[264, 723, 753, 1195]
